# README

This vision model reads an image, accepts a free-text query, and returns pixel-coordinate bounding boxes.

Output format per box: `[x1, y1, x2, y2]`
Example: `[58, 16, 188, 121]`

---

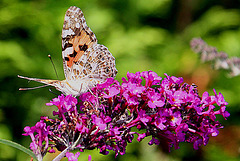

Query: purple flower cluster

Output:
[23, 71, 229, 160]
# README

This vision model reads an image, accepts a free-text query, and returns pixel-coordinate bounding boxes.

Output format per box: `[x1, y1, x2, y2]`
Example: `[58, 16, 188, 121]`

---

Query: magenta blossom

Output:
[23, 120, 50, 160]
[23, 71, 229, 160]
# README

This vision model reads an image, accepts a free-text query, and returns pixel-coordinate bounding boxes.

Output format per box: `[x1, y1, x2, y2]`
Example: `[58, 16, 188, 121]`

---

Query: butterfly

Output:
[18, 6, 117, 96]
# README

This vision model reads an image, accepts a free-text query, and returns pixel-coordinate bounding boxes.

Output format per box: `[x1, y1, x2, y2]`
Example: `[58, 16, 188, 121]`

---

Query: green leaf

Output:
[0, 138, 37, 160]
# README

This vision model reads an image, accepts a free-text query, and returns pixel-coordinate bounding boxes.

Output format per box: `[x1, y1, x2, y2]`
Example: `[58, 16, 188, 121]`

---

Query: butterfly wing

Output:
[62, 6, 98, 80]
[77, 44, 117, 80]
[61, 6, 117, 91]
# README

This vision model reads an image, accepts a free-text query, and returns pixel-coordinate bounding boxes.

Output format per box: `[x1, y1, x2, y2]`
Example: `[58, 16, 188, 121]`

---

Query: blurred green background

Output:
[1, 0, 240, 160]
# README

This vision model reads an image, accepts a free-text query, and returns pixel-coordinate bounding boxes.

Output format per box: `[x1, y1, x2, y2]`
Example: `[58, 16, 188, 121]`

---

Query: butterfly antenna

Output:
[48, 54, 59, 80]
[19, 84, 50, 91]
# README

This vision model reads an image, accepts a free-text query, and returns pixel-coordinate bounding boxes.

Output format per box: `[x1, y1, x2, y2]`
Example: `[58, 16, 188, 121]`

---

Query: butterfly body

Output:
[19, 6, 117, 96]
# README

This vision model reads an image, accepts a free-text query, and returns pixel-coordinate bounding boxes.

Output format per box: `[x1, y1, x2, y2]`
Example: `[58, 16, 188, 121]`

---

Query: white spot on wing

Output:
[76, 23, 80, 28]
[63, 47, 73, 57]
[62, 28, 75, 38]
[65, 16, 70, 21]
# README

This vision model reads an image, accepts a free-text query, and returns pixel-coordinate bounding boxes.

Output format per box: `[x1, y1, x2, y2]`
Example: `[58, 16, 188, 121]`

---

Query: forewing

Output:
[62, 6, 97, 79]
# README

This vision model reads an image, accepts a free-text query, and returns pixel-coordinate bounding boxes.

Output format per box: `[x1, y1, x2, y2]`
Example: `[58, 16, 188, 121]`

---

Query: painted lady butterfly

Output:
[18, 6, 117, 96]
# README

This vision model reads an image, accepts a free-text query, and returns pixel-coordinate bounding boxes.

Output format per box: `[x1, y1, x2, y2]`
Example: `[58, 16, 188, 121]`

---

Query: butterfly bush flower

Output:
[23, 71, 229, 160]
[23, 120, 51, 161]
